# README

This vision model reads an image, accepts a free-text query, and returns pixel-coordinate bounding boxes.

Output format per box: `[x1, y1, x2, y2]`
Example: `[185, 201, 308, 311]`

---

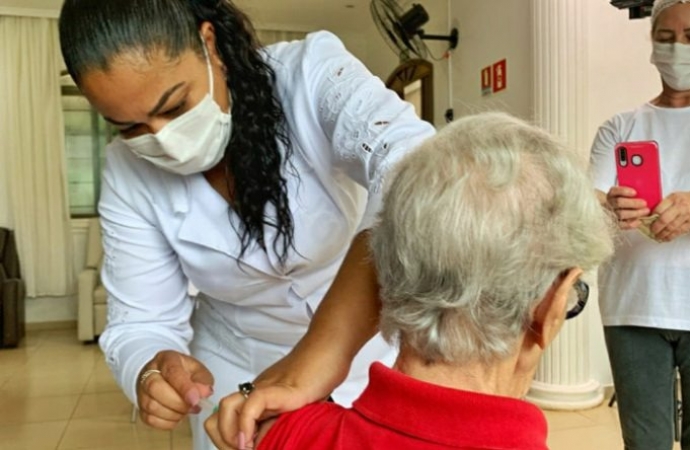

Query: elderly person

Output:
[590, 1, 690, 448]
[205, 112, 614, 450]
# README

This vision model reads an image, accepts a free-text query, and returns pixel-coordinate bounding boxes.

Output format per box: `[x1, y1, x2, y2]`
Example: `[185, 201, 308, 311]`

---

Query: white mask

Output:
[123, 40, 232, 175]
[651, 42, 690, 92]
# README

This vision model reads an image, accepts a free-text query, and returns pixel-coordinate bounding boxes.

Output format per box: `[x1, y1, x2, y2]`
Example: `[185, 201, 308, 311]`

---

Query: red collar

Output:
[352, 363, 548, 449]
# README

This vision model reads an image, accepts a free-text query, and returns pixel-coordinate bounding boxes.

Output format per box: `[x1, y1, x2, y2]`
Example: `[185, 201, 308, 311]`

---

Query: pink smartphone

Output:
[615, 141, 662, 210]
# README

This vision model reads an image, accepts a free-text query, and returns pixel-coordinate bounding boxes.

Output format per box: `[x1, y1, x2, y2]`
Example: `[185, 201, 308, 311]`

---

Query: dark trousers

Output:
[605, 326, 690, 450]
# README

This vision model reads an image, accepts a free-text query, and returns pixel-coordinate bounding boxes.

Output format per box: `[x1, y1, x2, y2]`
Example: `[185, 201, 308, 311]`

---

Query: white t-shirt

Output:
[590, 102, 690, 329]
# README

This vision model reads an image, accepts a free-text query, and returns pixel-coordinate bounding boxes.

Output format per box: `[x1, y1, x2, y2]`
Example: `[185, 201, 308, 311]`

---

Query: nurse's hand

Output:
[205, 411, 277, 450]
[604, 186, 650, 230]
[208, 347, 349, 449]
[650, 192, 690, 242]
[137, 350, 214, 430]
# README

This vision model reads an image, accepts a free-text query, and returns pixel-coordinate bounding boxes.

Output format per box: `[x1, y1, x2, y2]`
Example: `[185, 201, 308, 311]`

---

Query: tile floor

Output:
[0, 329, 681, 450]
[544, 403, 679, 450]
[0, 329, 191, 450]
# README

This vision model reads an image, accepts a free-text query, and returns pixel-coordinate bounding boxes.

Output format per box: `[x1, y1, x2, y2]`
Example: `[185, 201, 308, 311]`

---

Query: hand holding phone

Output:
[615, 141, 662, 210]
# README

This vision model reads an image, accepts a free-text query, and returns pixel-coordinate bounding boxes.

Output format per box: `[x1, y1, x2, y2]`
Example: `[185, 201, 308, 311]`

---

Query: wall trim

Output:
[26, 295, 77, 324]
[0, 7, 59, 19]
[256, 23, 315, 33]
[527, 380, 604, 411]
[26, 320, 77, 332]
[71, 218, 91, 231]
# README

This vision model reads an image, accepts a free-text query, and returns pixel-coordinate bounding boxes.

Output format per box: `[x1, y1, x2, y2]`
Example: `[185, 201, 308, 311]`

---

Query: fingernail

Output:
[209, 386, 214, 395]
[190, 405, 202, 415]
[186, 390, 200, 407]
[238, 431, 246, 450]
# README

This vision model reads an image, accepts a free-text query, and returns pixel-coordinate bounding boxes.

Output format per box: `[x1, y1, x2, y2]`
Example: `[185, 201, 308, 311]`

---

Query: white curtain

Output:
[256, 29, 308, 46]
[0, 16, 74, 297]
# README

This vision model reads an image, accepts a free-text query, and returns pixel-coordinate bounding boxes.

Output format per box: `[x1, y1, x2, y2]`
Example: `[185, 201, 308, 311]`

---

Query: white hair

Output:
[371, 112, 614, 365]
[652, 0, 690, 28]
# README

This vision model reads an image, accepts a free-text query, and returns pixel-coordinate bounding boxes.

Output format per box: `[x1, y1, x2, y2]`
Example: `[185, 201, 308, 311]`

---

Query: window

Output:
[62, 86, 114, 217]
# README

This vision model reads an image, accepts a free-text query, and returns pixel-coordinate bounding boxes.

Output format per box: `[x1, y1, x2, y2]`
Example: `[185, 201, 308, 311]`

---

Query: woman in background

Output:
[590, 0, 690, 448]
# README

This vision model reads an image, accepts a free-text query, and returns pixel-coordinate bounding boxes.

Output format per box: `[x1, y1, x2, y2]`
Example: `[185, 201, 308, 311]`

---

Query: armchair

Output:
[0, 227, 26, 348]
[78, 218, 107, 342]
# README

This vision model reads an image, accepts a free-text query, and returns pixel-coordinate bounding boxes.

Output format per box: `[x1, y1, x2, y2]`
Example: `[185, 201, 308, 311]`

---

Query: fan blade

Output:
[371, 0, 427, 60]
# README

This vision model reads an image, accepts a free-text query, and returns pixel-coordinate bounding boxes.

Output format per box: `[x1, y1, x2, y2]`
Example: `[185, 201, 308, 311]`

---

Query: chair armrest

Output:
[77, 268, 99, 341]
[1, 278, 26, 346]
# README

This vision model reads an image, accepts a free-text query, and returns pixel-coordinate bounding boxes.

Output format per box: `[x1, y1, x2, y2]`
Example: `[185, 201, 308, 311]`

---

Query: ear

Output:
[199, 22, 224, 68]
[529, 268, 581, 349]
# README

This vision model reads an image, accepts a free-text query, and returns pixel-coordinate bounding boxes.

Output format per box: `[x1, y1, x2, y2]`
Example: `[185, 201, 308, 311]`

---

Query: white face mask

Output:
[122, 40, 232, 175]
[651, 42, 690, 92]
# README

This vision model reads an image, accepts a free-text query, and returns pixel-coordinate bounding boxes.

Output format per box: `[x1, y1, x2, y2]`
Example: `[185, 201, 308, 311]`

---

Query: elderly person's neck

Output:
[393, 343, 535, 400]
[652, 85, 690, 108]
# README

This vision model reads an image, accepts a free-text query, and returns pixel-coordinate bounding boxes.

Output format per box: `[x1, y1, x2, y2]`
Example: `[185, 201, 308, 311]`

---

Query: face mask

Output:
[651, 42, 690, 92]
[122, 39, 232, 175]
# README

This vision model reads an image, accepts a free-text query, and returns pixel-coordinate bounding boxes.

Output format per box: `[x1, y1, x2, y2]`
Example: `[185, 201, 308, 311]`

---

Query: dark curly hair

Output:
[59, 0, 295, 264]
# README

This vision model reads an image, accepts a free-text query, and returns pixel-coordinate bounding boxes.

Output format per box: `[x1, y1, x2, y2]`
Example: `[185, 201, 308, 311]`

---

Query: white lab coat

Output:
[97, 31, 435, 448]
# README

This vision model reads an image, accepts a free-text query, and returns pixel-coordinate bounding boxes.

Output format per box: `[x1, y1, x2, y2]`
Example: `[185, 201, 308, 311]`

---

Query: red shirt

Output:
[259, 363, 548, 450]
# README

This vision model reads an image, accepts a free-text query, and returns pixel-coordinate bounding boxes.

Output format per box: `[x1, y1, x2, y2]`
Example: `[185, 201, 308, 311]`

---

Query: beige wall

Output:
[586, 1, 659, 142]
[448, 0, 534, 122]
[442, 0, 659, 133]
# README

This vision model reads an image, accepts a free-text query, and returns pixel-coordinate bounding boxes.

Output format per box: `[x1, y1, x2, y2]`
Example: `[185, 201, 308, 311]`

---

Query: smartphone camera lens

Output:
[618, 147, 628, 167]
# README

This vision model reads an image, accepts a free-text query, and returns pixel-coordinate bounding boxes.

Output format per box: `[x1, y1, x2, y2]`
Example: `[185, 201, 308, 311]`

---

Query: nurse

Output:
[58, 0, 435, 449]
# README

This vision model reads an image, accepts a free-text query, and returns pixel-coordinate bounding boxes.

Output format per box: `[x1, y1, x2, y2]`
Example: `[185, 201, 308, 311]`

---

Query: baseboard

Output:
[603, 384, 615, 400]
[26, 295, 77, 323]
[26, 320, 77, 332]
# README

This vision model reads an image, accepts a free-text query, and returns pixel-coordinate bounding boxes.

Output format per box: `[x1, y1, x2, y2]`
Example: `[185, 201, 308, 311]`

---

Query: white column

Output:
[525, 0, 603, 410]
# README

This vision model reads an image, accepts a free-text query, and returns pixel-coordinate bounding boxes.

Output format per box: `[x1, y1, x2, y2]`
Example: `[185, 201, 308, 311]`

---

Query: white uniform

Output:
[97, 31, 436, 449]
[590, 102, 690, 330]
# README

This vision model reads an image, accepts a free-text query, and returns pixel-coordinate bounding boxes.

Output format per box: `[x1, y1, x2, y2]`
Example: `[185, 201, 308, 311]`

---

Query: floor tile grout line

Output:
[53, 396, 82, 450]
[54, 360, 97, 450]
[0, 418, 71, 429]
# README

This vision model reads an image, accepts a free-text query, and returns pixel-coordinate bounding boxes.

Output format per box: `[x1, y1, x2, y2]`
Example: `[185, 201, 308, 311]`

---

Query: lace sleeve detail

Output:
[97, 147, 193, 404]
[305, 32, 436, 226]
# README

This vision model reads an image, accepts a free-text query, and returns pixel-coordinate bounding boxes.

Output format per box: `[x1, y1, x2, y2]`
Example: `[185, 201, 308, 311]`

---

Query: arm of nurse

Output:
[98, 150, 213, 430]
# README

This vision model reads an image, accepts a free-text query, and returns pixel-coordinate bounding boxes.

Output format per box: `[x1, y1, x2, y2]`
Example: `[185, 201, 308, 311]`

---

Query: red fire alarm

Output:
[493, 59, 507, 93]
[481, 66, 492, 96]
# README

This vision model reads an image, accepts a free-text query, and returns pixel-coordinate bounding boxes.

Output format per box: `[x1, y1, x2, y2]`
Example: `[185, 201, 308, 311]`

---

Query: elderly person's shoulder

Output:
[258, 363, 548, 450]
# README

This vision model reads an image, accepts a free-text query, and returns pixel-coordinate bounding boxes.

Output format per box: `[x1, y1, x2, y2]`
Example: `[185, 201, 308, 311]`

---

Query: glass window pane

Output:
[62, 92, 108, 217]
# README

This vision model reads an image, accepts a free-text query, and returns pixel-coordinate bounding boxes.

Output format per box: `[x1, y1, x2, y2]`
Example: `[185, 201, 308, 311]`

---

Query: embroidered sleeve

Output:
[305, 32, 436, 230]
[97, 148, 193, 405]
